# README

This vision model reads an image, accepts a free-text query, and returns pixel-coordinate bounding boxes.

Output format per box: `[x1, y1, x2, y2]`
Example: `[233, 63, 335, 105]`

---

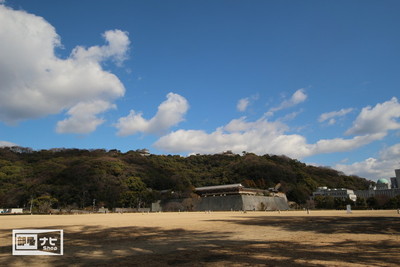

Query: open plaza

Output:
[1, 210, 399, 266]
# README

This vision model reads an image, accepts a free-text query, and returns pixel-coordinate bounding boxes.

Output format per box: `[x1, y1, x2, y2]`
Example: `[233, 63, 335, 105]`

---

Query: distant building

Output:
[390, 169, 400, 189]
[354, 172, 400, 199]
[376, 178, 390, 190]
[312, 187, 357, 202]
[11, 208, 23, 214]
[0, 208, 23, 214]
[97, 207, 110, 213]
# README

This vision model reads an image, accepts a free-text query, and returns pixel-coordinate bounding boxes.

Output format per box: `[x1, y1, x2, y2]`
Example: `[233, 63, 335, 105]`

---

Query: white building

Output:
[354, 174, 400, 200]
[0, 208, 23, 214]
[312, 187, 357, 202]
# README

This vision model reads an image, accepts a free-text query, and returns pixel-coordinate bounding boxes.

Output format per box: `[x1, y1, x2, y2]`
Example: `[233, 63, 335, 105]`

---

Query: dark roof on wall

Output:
[195, 184, 243, 191]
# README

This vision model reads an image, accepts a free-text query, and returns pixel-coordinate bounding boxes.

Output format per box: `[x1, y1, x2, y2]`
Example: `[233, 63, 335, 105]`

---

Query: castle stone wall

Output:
[157, 194, 289, 212]
[195, 195, 243, 211]
[195, 195, 289, 211]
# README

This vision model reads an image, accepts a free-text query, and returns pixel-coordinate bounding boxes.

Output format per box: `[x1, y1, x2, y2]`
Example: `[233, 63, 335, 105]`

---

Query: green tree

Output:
[314, 195, 335, 209]
[32, 195, 58, 213]
[119, 176, 149, 208]
[384, 195, 400, 209]
[355, 197, 367, 209]
[366, 197, 378, 209]
[287, 184, 311, 204]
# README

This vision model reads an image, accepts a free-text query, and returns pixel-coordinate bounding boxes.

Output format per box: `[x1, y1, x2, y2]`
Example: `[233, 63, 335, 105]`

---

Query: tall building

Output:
[390, 169, 400, 189]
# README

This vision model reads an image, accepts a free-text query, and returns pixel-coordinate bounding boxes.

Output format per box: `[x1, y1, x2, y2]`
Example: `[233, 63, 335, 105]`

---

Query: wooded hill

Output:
[0, 147, 372, 210]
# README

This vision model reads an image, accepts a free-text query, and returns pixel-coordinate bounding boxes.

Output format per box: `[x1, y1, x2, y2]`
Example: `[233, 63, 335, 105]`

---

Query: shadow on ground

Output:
[207, 215, 400, 235]
[0, 216, 399, 266]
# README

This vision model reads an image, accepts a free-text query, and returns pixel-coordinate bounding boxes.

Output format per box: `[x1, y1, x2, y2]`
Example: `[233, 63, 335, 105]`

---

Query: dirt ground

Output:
[1, 210, 399, 266]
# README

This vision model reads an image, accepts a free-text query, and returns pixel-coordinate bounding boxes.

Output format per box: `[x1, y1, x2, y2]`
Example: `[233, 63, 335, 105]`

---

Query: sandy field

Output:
[1, 210, 399, 266]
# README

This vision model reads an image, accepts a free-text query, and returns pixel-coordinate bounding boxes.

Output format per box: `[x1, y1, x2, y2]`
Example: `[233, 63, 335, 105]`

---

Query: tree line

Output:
[0, 147, 373, 212]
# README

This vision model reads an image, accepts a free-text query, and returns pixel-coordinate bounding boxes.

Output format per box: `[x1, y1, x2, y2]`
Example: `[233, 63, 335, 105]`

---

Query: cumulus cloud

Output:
[346, 97, 400, 136]
[56, 100, 116, 134]
[115, 93, 189, 136]
[266, 88, 307, 116]
[154, 96, 400, 160]
[154, 115, 381, 159]
[310, 133, 385, 155]
[71, 30, 130, 66]
[0, 5, 129, 132]
[154, 117, 301, 156]
[318, 108, 353, 125]
[335, 143, 400, 181]
[237, 98, 250, 112]
[154, 97, 400, 158]
[0, 141, 17, 147]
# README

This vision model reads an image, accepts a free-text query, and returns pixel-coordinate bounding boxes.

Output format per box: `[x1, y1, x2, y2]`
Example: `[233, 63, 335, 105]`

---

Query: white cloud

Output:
[318, 108, 354, 124]
[115, 93, 189, 136]
[154, 115, 382, 159]
[71, 30, 130, 66]
[154, 97, 399, 160]
[0, 5, 129, 132]
[310, 133, 385, 155]
[335, 143, 400, 181]
[266, 88, 307, 116]
[0, 141, 17, 147]
[237, 94, 259, 112]
[327, 119, 336, 125]
[237, 98, 250, 112]
[281, 110, 303, 121]
[155, 96, 400, 158]
[56, 100, 115, 134]
[346, 97, 400, 136]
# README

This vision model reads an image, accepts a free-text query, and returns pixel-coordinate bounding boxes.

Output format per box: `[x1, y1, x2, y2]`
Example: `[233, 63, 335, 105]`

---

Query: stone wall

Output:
[195, 195, 244, 211]
[242, 195, 289, 211]
[158, 195, 289, 212]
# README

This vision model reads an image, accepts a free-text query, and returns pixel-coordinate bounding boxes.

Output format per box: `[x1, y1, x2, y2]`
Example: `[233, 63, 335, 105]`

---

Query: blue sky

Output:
[0, 0, 399, 181]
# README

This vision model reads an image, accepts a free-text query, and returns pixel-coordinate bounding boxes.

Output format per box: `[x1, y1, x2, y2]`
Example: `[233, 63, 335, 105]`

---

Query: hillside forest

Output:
[0, 147, 386, 212]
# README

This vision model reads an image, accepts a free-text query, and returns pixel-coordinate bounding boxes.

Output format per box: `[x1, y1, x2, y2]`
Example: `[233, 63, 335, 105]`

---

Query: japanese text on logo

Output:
[12, 229, 63, 255]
